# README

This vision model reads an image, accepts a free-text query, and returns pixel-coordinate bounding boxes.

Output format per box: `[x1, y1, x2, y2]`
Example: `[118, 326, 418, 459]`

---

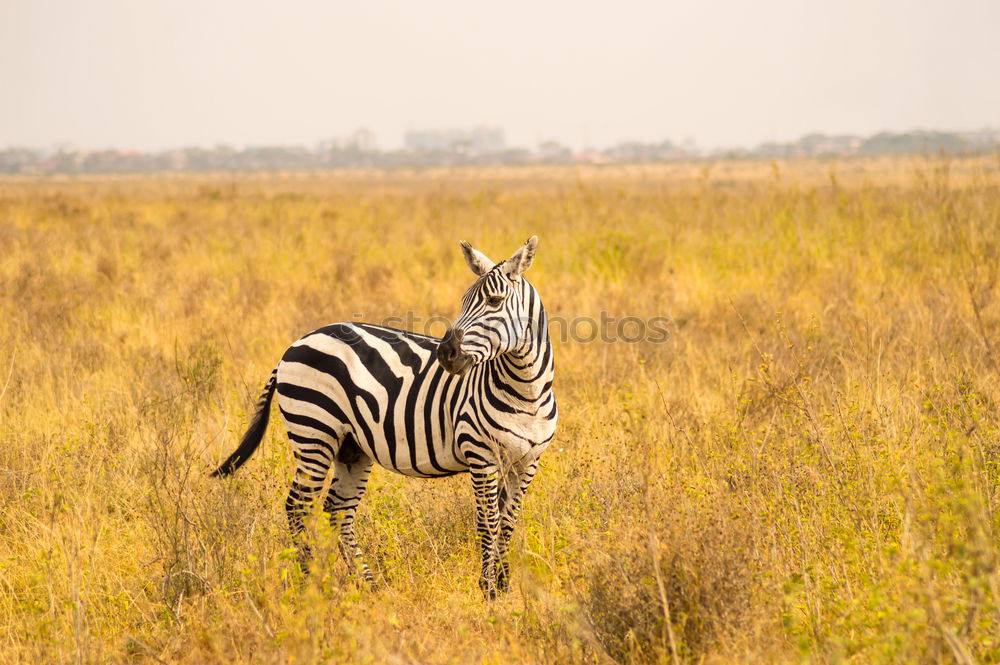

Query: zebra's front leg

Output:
[324, 455, 375, 586]
[471, 466, 502, 599]
[496, 459, 539, 593]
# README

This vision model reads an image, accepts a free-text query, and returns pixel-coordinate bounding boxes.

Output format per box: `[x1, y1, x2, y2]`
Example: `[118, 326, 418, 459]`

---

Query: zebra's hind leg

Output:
[285, 437, 336, 569]
[323, 435, 375, 586]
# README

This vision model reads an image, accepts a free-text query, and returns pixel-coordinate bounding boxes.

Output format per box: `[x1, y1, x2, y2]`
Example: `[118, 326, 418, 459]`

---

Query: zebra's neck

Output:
[489, 296, 554, 408]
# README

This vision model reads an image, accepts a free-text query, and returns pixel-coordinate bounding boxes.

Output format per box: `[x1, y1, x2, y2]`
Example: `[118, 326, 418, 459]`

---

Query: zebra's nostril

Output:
[437, 338, 457, 364]
[439, 328, 463, 363]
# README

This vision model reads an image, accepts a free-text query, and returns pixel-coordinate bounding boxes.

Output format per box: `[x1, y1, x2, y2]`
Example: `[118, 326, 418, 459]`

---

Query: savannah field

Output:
[2, 157, 1000, 664]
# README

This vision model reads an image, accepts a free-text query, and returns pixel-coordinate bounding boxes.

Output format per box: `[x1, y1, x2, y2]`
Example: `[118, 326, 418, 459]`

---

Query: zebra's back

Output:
[275, 322, 468, 477]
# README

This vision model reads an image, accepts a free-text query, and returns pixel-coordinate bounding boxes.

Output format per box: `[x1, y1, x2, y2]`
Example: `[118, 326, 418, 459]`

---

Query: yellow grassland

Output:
[1, 157, 999, 663]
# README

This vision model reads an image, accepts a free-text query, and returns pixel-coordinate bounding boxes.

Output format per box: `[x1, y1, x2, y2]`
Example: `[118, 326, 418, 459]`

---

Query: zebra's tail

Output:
[211, 368, 278, 477]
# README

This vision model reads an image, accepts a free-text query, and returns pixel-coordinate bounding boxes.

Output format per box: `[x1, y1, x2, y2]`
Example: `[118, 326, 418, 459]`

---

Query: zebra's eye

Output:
[486, 294, 505, 307]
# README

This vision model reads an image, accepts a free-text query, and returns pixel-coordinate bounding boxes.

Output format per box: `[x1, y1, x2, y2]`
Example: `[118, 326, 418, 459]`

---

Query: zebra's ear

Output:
[460, 240, 495, 276]
[503, 235, 538, 281]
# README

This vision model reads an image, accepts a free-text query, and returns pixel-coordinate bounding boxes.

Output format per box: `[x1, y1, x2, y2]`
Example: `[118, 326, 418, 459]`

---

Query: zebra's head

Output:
[437, 236, 539, 376]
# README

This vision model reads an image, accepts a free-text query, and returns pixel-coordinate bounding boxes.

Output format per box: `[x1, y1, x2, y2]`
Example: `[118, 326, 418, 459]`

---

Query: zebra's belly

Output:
[354, 427, 468, 478]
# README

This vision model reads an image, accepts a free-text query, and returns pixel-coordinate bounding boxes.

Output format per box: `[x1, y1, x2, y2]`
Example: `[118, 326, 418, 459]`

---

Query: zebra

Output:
[211, 236, 557, 598]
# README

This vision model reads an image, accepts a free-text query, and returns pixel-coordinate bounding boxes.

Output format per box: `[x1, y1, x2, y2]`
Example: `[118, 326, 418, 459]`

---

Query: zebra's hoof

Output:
[479, 577, 498, 600]
[496, 570, 510, 593]
[296, 547, 313, 574]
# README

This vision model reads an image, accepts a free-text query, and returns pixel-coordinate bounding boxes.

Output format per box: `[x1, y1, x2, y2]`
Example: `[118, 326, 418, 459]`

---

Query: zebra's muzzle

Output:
[437, 327, 472, 375]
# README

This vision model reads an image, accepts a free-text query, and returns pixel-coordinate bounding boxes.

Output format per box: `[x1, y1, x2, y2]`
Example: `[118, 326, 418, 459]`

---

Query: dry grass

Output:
[1, 157, 1000, 663]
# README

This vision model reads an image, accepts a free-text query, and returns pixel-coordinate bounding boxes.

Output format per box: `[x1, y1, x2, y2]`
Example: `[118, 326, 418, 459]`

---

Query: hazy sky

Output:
[2, 0, 998, 151]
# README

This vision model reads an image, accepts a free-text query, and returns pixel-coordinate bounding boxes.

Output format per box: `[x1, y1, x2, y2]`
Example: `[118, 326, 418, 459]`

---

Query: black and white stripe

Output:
[212, 236, 557, 597]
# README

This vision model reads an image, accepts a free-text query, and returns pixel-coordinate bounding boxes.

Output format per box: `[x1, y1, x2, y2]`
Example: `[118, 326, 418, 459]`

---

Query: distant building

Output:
[404, 127, 505, 154]
[798, 133, 862, 156]
[347, 128, 377, 152]
[318, 128, 378, 153]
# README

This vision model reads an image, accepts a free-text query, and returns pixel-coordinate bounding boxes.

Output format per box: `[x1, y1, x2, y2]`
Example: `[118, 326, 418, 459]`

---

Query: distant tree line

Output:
[1, 129, 997, 174]
[749, 130, 999, 159]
